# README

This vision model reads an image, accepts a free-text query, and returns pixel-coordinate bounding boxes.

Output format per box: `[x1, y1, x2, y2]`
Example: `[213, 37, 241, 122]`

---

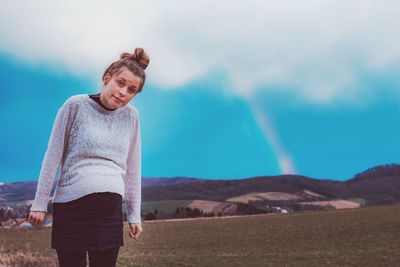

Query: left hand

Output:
[128, 223, 143, 240]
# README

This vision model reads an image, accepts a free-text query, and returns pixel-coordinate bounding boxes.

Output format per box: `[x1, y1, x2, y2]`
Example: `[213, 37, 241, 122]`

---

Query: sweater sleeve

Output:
[30, 97, 78, 212]
[124, 110, 142, 224]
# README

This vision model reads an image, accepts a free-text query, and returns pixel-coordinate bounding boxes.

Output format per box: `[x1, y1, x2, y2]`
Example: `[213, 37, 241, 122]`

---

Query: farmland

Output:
[1, 203, 400, 266]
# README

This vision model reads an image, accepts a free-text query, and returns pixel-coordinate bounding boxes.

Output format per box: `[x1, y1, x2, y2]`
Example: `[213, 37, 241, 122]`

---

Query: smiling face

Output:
[100, 67, 142, 109]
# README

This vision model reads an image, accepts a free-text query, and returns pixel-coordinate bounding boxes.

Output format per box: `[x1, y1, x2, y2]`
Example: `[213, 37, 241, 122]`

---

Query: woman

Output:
[28, 47, 149, 267]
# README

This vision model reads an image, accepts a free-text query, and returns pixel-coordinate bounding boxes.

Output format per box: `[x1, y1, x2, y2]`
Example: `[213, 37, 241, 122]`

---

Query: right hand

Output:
[28, 211, 46, 228]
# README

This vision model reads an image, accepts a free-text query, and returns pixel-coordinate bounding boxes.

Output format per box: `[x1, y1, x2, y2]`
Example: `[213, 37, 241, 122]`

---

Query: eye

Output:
[117, 80, 124, 87]
[128, 87, 137, 94]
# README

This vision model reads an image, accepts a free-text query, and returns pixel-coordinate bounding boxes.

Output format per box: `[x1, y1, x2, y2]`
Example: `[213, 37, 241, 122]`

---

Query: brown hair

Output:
[102, 48, 150, 93]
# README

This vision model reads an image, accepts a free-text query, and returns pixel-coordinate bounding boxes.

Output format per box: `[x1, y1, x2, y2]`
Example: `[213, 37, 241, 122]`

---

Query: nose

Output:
[118, 87, 128, 97]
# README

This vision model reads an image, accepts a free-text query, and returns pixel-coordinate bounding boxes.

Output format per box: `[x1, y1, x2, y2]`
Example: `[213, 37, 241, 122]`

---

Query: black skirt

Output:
[51, 192, 124, 252]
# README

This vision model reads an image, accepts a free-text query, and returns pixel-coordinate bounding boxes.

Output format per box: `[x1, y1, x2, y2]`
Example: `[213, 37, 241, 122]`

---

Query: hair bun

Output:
[120, 48, 149, 70]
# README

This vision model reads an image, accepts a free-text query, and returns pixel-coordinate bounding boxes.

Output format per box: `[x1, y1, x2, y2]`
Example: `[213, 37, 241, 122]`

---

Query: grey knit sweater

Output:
[30, 94, 142, 224]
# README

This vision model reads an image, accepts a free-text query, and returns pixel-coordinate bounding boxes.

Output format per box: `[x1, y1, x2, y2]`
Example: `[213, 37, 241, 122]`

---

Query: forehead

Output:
[114, 67, 141, 85]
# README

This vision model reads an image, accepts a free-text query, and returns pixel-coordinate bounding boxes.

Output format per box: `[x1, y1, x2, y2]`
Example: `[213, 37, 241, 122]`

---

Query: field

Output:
[1, 203, 400, 266]
[141, 200, 193, 216]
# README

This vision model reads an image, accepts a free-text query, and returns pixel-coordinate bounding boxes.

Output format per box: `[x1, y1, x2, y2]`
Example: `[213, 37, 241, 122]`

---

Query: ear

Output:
[103, 73, 111, 85]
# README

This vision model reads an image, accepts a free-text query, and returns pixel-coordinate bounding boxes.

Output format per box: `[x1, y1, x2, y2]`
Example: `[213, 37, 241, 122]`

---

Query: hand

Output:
[128, 223, 143, 240]
[28, 211, 46, 228]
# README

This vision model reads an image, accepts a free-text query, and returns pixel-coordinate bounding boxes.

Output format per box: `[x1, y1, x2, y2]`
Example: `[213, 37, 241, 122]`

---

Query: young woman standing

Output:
[28, 48, 149, 267]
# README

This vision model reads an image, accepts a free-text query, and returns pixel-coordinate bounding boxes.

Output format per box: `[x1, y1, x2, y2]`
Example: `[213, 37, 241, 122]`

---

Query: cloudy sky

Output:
[1, 1, 400, 183]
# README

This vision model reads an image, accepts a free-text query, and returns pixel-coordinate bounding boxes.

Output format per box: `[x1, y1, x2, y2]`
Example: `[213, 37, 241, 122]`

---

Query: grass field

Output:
[1, 203, 400, 266]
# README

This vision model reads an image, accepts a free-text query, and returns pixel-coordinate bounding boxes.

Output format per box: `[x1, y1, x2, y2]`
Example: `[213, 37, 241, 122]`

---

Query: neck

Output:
[99, 93, 114, 110]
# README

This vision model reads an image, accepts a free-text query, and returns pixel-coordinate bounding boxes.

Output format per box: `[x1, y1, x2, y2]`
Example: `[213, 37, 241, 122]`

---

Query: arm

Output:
[30, 97, 77, 212]
[124, 110, 142, 224]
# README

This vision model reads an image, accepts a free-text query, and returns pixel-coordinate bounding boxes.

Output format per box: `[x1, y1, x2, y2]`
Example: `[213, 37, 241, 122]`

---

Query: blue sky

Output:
[1, 1, 400, 182]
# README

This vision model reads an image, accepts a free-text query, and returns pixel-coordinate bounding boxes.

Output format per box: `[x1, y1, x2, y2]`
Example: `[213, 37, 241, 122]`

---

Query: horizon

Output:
[1, 162, 395, 184]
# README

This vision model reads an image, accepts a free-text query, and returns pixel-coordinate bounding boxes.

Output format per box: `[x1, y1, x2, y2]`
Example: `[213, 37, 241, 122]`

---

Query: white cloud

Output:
[0, 0, 399, 103]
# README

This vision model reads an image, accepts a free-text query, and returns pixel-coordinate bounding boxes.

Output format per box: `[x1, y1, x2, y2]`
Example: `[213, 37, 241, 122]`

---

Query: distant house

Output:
[280, 209, 289, 214]
[272, 207, 290, 214]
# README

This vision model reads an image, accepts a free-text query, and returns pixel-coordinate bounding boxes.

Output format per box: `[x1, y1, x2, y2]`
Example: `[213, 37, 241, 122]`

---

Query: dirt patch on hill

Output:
[303, 189, 326, 198]
[300, 199, 361, 209]
[187, 200, 238, 214]
[227, 192, 303, 203]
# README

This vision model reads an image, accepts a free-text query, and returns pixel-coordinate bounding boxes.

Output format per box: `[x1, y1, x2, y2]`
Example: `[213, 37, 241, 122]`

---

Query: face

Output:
[100, 67, 142, 109]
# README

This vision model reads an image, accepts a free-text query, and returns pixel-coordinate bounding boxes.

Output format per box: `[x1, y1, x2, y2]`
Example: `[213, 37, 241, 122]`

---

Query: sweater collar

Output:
[89, 93, 117, 111]
[86, 94, 125, 115]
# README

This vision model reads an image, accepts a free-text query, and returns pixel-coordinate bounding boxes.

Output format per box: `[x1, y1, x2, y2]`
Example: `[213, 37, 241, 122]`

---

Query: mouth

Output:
[113, 96, 124, 103]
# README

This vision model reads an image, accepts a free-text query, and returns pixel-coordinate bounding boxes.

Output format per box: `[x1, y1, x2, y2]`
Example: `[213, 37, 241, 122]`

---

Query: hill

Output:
[1, 163, 400, 219]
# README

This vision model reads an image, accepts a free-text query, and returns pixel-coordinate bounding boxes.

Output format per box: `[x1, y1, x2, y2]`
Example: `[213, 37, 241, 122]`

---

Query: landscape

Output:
[1, 163, 400, 227]
[2, 1, 400, 266]
[1, 164, 400, 266]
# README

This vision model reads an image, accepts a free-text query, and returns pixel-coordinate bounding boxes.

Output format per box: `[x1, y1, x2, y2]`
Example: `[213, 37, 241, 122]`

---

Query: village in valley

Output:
[0, 204, 52, 229]
[0, 199, 295, 230]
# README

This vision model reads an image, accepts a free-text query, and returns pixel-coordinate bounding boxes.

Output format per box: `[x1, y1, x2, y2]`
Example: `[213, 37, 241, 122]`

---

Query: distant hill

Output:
[0, 181, 38, 202]
[1, 163, 400, 208]
[351, 163, 400, 181]
[142, 177, 204, 187]
[0, 177, 205, 203]
[346, 163, 400, 205]
[141, 174, 353, 202]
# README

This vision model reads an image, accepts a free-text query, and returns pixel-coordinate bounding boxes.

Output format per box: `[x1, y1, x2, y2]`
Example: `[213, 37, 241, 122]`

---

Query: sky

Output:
[1, 1, 400, 183]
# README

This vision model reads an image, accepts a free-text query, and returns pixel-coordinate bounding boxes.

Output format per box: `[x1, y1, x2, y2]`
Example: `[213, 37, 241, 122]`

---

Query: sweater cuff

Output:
[127, 214, 142, 224]
[30, 198, 49, 213]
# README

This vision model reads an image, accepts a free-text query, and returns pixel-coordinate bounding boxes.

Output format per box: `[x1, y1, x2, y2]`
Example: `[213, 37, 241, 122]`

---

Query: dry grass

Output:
[300, 199, 361, 209]
[187, 200, 238, 214]
[0, 244, 57, 267]
[302, 189, 326, 198]
[227, 191, 303, 203]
